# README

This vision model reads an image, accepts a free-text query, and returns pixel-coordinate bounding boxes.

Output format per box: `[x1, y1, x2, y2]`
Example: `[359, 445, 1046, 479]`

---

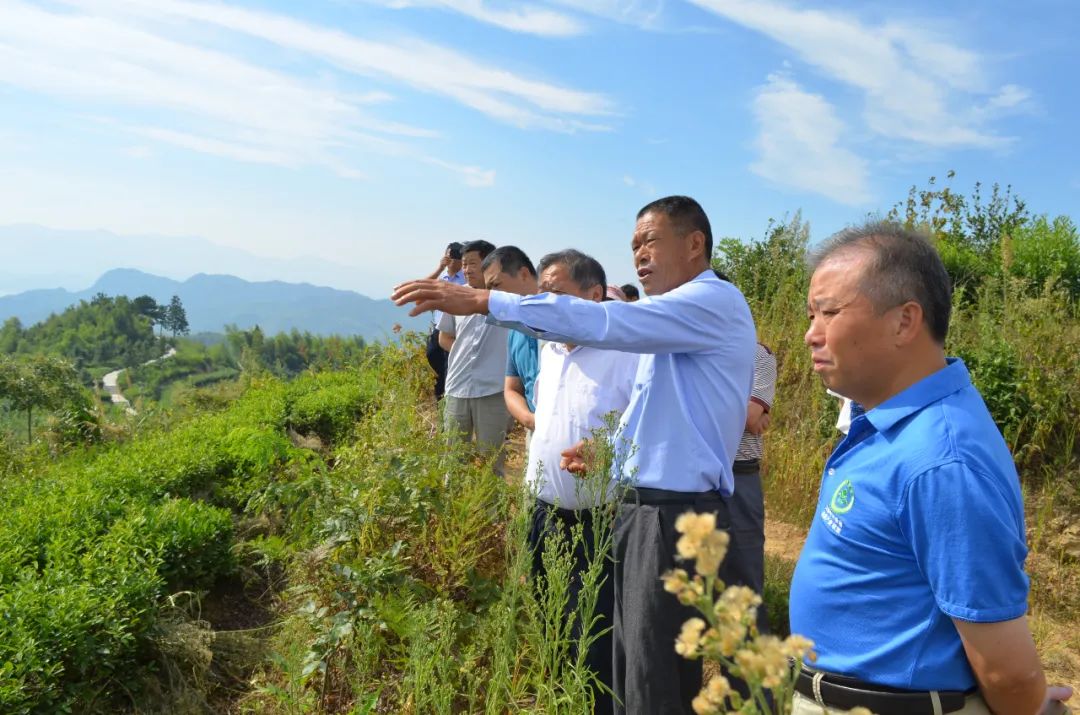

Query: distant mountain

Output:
[0, 268, 427, 341]
[0, 224, 377, 296]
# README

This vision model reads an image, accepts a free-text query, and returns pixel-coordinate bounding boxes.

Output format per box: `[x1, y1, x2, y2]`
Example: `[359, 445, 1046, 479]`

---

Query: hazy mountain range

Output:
[0, 268, 427, 340]
[0, 223, 376, 296]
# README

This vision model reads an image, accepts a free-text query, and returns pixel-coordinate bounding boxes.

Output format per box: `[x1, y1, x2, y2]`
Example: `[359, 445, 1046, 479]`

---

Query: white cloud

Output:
[621, 174, 656, 196]
[688, 0, 1028, 149]
[123, 145, 154, 160]
[362, 0, 586, 37]
[750, 74, 870, 206]
[548, 0, 663, 29]
[0, 0, 614, 187]
[65, 0, 614, 128]
[985, 84, 1033, 112]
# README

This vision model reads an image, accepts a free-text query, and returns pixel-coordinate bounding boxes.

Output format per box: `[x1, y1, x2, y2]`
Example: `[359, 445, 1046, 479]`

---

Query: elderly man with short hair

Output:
[791, 222, 1072, 715]
[394, 196, 757, 714]
[526, 248, 639, 715]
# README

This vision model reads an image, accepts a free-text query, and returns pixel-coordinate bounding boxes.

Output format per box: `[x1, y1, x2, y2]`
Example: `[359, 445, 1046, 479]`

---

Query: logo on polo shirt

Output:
[830, 479, 855, 514]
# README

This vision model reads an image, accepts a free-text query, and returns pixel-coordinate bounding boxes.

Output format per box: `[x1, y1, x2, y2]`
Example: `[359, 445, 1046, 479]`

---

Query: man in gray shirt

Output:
[439, 240, 511, 473]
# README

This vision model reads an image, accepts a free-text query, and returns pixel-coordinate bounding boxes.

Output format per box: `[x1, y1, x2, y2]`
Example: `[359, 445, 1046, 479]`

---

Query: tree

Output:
[132, 295, 165, 335]
[0, 355, 83, 443]
[165, 295, 190, 337]
[0, 317, 22, 354]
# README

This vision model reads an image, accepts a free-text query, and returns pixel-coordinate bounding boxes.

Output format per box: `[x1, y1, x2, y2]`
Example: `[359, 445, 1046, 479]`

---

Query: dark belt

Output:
[795, 667, 970, 715]
[622, 487, 725, 506]
[535, 499, 593, 524]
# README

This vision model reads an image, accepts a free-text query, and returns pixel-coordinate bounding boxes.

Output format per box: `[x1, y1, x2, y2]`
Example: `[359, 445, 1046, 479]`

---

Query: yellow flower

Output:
[781, 634, 815, 660]
[662, 568, 690, 594]
[675, 511, 717, 540]
[675, 617, 707, 657]
[691, 676, 731, 715]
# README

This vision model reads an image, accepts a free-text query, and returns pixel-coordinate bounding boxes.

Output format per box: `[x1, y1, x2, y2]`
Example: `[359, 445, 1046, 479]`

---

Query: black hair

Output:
[482, 245, 536, 277]
[637, 195, 713, 262]
[808, 221, 953, 343]
[460, 239, 496, 261]
[446, 241, 463, 259]
[537, 249, 607, 292]
[620, 284, 640, 300]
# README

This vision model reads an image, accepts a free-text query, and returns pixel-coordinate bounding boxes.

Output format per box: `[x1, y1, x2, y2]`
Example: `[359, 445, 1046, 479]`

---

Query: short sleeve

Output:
[438, 313, 456, 335]
[751, 346, 777, 410]
[898, 463, 1029, 623]
[506, 335, 521, 378]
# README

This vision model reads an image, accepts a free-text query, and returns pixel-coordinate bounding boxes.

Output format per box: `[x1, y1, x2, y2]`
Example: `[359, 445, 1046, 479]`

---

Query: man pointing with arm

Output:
[394, 196, 757, 714]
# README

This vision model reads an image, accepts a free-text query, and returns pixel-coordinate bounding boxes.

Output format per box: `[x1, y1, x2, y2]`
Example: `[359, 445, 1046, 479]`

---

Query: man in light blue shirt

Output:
[394, 196, 756, 714]
[791, 222, 1070, 715]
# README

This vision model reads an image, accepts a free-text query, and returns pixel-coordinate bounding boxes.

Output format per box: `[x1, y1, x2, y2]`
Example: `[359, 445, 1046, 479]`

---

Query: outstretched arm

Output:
[393, 275, 751, 355]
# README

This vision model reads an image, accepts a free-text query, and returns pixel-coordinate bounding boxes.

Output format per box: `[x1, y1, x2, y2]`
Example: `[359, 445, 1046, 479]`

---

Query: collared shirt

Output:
[789, 359, 1029, 691]
[506, 331, 539, 412]
[527, 342, 639, 510]
[735, 343, 776, 462]
[487, 268, 756, 495]
[433, 269, 466, 326]
[439, 311, 508, 399]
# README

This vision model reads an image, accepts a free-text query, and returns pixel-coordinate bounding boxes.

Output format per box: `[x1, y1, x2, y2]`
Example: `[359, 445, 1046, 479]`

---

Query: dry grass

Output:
[762, 514, 1080, 695]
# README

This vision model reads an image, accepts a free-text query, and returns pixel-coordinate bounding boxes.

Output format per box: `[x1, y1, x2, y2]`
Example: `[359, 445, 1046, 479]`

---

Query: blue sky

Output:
[0, 0, 1077, 296]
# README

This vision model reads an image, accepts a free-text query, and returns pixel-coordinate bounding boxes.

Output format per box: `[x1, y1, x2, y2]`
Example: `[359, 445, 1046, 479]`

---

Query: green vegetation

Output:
[0, 366, 379, 713]
[0, 173, 1075, 710]
[718, 173, 1080, 692]
[0, 294, 164, 372]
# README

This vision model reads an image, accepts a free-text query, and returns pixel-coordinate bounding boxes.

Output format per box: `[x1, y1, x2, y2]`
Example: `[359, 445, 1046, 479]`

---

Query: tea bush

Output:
[0, 363, 383, 712]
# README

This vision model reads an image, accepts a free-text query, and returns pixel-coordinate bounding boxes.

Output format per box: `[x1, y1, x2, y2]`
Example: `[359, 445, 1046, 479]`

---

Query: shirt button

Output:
[828, 468, 836, 475]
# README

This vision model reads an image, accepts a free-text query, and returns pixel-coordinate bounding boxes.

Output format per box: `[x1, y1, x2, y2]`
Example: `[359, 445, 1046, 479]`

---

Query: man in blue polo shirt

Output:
[791, 222, 1071, 715]
[393, 196, 756, 714]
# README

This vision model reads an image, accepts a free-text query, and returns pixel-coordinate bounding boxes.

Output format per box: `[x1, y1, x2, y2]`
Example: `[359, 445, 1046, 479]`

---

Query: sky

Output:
[0, 0, 1077, 297]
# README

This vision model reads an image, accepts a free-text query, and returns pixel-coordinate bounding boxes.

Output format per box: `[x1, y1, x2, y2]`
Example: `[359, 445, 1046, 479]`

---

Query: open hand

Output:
[1041, 686, 1073, 715]
[560, 440, 591, 476]
[392, 279, 489, 318]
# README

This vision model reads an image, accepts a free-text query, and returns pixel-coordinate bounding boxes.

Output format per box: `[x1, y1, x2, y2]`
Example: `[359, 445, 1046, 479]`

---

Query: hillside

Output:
[0, 268, 426, 341]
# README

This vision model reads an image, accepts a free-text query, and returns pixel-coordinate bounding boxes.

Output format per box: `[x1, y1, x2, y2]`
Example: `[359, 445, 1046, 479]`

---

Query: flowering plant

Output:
[663, 512, 872, 715]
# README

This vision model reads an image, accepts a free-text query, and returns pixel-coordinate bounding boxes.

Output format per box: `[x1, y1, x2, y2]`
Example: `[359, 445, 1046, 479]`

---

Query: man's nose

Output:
[804, 319, 822, 347]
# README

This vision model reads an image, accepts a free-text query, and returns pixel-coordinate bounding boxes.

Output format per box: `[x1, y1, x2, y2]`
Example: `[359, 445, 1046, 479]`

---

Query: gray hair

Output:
[537, 249, 607, 292]
[808, 221, 953, 343]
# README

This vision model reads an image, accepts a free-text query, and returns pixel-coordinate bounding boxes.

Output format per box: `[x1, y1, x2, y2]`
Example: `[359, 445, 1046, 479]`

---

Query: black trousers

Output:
[727, 461, 769, 634]
[425, 327, 448, 400]
[612, 491, 741, 715]
[528, 500, 616, 715]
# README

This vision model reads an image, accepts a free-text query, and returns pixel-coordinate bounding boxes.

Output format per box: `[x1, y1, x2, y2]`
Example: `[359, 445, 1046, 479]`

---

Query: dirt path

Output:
[765, 519, 806, 561]
[101, 347, 177, 415]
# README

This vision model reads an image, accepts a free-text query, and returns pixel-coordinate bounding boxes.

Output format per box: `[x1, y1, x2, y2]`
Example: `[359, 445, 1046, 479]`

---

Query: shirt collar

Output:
[864, 358, 971, 434]
[548, 341, 581, 356]
[692, 268, 718, 284]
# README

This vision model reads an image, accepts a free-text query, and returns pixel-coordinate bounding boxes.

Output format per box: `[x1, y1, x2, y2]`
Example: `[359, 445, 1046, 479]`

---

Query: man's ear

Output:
[588, 284, 604, 302]
[687, 230, 707, 262]
[894, 301, 925, 346]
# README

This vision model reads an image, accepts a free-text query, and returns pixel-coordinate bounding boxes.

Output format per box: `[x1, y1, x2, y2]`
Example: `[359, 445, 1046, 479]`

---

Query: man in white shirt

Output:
[439, 240, 511, 473]
[526, 249, 639, 715]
